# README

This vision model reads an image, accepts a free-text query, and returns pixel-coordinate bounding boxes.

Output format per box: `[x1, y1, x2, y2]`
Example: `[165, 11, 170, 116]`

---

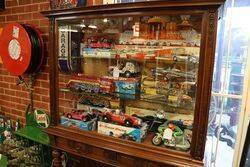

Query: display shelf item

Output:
[60, 116, 97, 131]
[97, 121, 148, 143]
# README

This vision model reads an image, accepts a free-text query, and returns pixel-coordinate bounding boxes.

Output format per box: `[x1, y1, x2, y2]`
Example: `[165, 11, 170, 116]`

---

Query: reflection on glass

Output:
[57, 15, 202, 152]
[205, 0, 250, 166]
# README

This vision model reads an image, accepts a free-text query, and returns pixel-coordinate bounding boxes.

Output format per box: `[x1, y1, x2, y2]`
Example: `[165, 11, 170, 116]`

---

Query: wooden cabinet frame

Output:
[42, 1, 224, 166]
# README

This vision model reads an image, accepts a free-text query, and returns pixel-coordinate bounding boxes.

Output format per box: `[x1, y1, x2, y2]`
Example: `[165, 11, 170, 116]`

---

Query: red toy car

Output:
[102, 110, 142, 127]
[65, 110, 92, 122]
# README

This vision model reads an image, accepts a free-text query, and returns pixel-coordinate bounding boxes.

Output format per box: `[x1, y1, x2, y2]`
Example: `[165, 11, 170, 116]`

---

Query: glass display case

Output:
[58, 14, 201, 150]
[42, 1, 224, 166]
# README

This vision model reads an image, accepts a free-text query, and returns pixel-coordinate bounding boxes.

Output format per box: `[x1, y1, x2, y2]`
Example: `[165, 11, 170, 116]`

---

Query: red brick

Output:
[41, 96, 49, 103]
[11, 109, 23, 117]
[34, 101, 49, 110]
[19, 0, 32, 5]
[0, 88, 4, 94]
[24, 20, 40, 26]
[3, 76, 15, 82]
[0, 69, 9, 75]
[37, 73, 48, 80]
[39, 19, 49, 27]
[11, 96, 22, 103]
[19, 13, 32, 21]
[12, 6, 25, 14]
[39, 26, 49, 34]
[32, 12, 44, 20]
[0, 94, 11, 101]
[10, 84, 22, 90]
[16, 104, 27, 111]
[39, 3, 50, 11]
[18, 91, 29, 98]
[34, 87, 49, 96]
[0, 82, 9, 89]
[6, 0, 18, 7]
[25, 4, 39, 12]
[33, 94, 41, 101]
[0, 99, 12, 107]
[33, 0, 48, 3]
[0, 16, 5, 22]
[1, 106, 11, 113]
[40, 81, 49, 88]
[21, 98, 30, 104]
[6, 15, 18, 21]
[4, 89, 16, 96]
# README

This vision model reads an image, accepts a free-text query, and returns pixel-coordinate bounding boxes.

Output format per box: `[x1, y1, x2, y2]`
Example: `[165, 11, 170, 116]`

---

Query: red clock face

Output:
[0, 23, 31, 76]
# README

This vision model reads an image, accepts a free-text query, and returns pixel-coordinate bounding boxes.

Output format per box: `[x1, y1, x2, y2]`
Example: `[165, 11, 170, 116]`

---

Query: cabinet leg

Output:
[52, 149, 62, 167]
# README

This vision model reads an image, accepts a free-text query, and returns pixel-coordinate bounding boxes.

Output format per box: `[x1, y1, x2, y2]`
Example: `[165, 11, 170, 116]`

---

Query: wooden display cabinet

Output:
[42, 1, 224, 166]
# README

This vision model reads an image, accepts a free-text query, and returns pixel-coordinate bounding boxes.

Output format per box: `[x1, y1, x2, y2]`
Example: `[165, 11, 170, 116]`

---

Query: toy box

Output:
[60, 116, 96, 131]
[114, 77, 140, 95]
[97, 121, 148, 143]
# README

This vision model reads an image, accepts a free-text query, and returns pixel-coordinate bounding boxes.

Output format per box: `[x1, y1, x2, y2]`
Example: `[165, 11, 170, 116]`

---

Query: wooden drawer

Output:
[54, 136, 168, 167]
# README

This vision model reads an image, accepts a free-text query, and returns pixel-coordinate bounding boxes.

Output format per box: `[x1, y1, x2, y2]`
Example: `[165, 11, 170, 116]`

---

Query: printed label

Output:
[8, 39, 21, 60]
[59, 26, 69, 58]
[13, 26, 19, 39]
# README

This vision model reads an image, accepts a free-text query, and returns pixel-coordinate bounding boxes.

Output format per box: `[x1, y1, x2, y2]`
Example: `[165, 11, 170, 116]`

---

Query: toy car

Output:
[67, 74, 100, 93]
[155, 68, 196, 82]
[65, 110, 93, 122]
[102, 110, 142, 127]
[175, 55, 199, 64]
[67, 74, 116, 94]
[79, 97, 111, 108]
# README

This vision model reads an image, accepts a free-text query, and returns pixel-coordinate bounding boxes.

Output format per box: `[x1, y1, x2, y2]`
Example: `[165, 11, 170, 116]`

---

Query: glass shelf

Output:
[59, 88, 195, 114]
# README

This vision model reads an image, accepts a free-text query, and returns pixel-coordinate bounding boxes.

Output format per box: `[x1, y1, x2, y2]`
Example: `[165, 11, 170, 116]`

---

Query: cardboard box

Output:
[114, 77, 140, 95]
[97, 121, 148, 142]
[60, 116, 96, 131]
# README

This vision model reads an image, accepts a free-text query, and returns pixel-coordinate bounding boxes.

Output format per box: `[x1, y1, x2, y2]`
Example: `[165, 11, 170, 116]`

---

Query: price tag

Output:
[113, 66, 120, 78]
[163, 128, 173, 140]
[13, 26, 19, 39]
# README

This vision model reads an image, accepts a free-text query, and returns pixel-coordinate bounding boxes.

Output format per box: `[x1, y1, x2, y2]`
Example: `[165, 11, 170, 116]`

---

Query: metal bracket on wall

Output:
[16, 75, 35, 112]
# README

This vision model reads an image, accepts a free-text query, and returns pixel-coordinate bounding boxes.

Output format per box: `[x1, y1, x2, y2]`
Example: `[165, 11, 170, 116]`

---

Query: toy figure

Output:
[3, 130, 11, 139]
[109, 61, 141, 78]
[14, 119, 20, 131]
[155, 110, 166, 120]
[5, 118, 12, 131]
[152, 121, 191, 150]
[0, 117, 5, 129]
[167, 123, 183, 138]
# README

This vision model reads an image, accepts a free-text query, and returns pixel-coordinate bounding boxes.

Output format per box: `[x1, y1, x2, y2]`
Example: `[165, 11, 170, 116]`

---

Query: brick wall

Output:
[0, 0, 51, 124]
